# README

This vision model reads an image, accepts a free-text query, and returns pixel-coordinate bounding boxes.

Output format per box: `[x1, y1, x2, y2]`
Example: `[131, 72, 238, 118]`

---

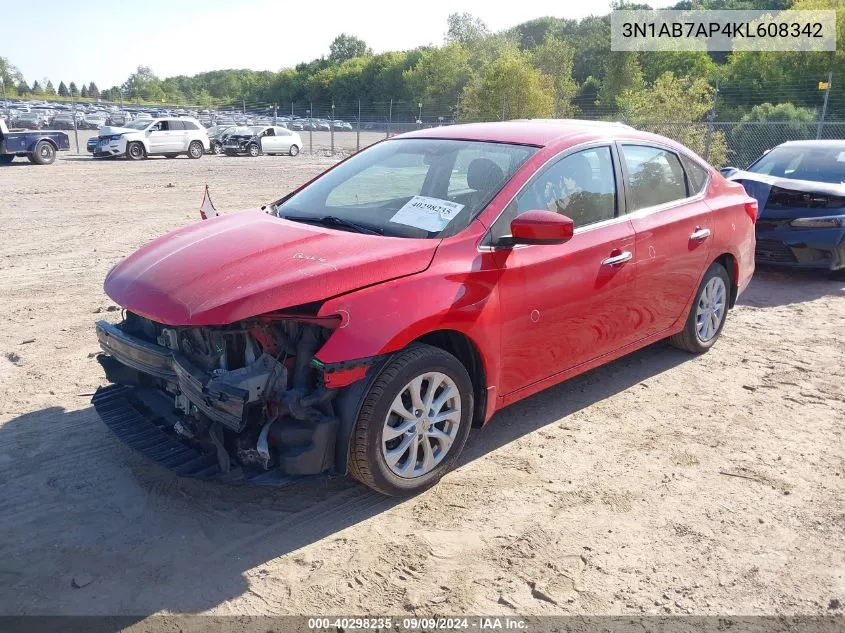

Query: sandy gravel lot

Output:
[0, 149, 843, 621]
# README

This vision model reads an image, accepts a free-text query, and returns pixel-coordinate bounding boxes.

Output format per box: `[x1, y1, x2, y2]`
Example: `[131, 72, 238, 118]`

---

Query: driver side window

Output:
[490, 146, 618, 244]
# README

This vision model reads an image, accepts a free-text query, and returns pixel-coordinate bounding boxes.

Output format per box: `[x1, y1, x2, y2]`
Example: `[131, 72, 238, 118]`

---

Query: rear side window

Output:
[181, 120, 199, 130]
[621, 145, 687, 211]
[680, 154, 709, 195]
[167, 120, 184, 131]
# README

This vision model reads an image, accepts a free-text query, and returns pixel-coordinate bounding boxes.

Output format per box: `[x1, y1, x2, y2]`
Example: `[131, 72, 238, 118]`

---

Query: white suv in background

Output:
[93, 117, 210, 160]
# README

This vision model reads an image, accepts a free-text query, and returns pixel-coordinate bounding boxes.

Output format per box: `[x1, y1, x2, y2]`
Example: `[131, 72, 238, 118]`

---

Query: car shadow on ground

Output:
[0, 340, 691, 618]
[738, 266, 844, 308]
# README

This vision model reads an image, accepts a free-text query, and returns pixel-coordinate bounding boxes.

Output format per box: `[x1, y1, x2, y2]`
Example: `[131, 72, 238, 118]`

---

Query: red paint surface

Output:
[104, 122, 756, 421]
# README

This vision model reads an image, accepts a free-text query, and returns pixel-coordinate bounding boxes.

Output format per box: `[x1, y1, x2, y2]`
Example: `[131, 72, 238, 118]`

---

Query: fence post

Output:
[330, 102, 335, 155]
[501, 91, 506, 121]
[273, 103, 277, 125]
[703, 79, 719, 162]
[356, 100, 361, 152]
[387, 98, 392, 139]
[309, 102, 313, 154]
[817, 70, 832, 139]
[70, 92, 79, 154]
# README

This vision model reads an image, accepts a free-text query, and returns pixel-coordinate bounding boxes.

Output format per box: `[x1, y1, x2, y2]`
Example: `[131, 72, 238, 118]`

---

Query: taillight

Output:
[744, 199, 758, 224]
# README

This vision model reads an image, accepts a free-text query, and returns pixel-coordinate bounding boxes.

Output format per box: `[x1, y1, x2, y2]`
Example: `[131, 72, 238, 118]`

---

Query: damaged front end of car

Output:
[92, 309, 373, 485]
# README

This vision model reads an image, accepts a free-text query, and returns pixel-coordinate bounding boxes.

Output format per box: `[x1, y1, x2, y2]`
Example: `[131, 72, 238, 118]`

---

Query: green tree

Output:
[58, 81, 68, 97]
[460, 46, 555, 121]
[404, 44, 471, 112]
[81, 85, 88, 98]
[446, 12, 490, 44]
[329, 34, 370, 64]
[597, 52, 644, 111]
[532, 36, 579, 116]
[0, 56, 24, 91]
[69, 81, 78, 96]
[88, 82, 99, 99]
[45, 80, 56, 95]
[16, 80, 30, 95]
[731, 102, 818, 166]
[621, 72, 727, 165]
[31, 80, 42, 94]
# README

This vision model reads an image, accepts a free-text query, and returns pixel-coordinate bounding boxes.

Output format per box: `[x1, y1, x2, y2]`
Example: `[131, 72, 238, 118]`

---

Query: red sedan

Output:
[93, 120, 757, 496]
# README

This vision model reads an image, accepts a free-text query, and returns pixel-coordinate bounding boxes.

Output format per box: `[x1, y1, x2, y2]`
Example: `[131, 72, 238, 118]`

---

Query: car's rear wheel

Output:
[247, 143, 260, 157]
[126, 142, 145, 160]
[188, 141, 203, 159]
[289, 144, 300, 156]
[29, 141, 56, 165]
[0, 155, 13, 164]
[670, 262, 730, 353]
[348, 344, 473, 496]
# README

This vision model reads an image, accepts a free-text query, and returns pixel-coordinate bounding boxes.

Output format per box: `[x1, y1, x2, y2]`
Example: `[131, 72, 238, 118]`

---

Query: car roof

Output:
[778, 139, 845, 147]
[396, 119, 639, 147]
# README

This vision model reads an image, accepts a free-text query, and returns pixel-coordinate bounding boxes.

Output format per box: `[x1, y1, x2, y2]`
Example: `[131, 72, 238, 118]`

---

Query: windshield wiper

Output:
[283, 215, 384, 235]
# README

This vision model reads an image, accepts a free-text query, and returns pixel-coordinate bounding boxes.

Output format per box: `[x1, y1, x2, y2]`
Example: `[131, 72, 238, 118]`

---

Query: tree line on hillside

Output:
[1, 0, 842, 132]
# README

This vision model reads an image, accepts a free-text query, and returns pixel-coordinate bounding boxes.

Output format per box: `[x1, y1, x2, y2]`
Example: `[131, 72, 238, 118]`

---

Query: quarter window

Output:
[621, 145, 687, 211]
[679, 154, 709, 195]
[181, 120, 199, 130]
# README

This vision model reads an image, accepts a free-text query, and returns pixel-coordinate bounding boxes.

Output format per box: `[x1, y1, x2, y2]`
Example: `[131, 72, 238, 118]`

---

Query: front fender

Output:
[314, 256, 503, 394]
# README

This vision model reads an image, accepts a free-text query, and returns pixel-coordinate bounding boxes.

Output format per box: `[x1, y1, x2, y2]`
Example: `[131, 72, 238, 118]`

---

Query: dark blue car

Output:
[725, 140, 845, 276]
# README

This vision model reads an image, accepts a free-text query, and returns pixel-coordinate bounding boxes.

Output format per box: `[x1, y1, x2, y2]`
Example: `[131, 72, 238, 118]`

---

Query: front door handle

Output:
[690, 227, 711, 241]
[601, 251, 633, 266]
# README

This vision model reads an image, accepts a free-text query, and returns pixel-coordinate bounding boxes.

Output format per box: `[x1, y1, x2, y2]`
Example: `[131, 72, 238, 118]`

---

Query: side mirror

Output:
[719, 166, 739, 177]
[508, 210, 574, 246]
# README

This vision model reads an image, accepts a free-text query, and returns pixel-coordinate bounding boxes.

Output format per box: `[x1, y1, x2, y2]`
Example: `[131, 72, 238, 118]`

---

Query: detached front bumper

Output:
[92, 384, 305, 486]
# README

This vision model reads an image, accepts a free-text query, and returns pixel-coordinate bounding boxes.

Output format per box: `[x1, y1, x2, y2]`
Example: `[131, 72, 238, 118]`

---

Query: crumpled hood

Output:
[98, 125, 136, 136]
[728, 170, 845, 219]
[104, 210, 439, 326]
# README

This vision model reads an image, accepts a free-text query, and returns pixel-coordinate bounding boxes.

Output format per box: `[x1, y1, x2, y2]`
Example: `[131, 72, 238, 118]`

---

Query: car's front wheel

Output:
[289, 144, 300, 157]
[211, 141, 223, 155]
[247, 143, 260, 157]
[349, 344, 473, 496]
[670, 261, 731, 353]
[126, 142, 146, 160]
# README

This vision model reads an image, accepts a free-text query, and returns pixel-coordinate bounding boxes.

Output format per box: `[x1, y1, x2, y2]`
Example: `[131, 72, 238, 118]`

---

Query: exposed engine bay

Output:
[95, 311, 351, 478]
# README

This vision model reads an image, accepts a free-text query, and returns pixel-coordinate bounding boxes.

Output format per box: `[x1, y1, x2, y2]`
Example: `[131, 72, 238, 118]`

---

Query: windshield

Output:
[747, 144, 845, 185]
[272, 138, 537, 239]
[229, 126, 255, 136]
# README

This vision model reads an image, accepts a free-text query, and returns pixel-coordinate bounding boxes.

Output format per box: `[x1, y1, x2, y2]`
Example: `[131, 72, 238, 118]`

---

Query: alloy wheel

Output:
[381, 372, 461, 479]
[695, 276, 727, 342]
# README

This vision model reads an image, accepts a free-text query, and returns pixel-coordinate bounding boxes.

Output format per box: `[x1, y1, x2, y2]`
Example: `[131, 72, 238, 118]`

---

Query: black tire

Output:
[669, 261, 731, 353]
[29, 141, 56, 165]
[211, 141, 223, 155]
[247, 143, 260, 157]
[224, 150, 238, 157]
[126, 142, 146, 160]
[348, 343, 474, 496]
[289, 144, 300, 157]
[188, 141, 203, 159]
[829, 268, 845, 281]
[0, 155, 13, 165]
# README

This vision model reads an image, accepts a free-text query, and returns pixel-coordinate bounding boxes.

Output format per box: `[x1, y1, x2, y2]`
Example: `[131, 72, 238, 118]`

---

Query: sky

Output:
[2, 0, 672, 89]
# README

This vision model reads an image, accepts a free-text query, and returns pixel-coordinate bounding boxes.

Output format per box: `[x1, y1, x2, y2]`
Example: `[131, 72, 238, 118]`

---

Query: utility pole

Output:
[387, 98, 393, 138]
[330, 102, 335, 155]
[817, 71, 833, 139]
[418, 101, 422, 128]
[501, 91, 506, 121]
[309, 102, 313, 154]
[273, 103, 277, 125]
[356, 100, 361, 152]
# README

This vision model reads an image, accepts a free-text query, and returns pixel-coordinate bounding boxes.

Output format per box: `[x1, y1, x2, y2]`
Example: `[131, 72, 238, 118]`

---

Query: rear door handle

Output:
[690, 227, 711, 241]
[601, 251, 633, 266]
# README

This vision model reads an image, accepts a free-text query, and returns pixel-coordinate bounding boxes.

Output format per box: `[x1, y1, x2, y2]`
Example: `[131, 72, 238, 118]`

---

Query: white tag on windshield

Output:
[837, 151, 845, 162]
[389, 196, 464, 232]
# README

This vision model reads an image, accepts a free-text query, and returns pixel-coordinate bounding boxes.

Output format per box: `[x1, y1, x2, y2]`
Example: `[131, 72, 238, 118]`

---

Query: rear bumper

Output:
[755, 225, 845, 271]
[92, 384, 307, 486]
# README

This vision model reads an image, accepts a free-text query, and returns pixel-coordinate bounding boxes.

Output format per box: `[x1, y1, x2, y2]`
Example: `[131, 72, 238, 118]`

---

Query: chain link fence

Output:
[3, 93, 843, 165]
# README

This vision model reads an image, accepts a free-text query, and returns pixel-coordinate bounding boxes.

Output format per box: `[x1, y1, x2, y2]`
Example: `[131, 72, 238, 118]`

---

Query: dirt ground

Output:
[0, 148, 843, 620]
